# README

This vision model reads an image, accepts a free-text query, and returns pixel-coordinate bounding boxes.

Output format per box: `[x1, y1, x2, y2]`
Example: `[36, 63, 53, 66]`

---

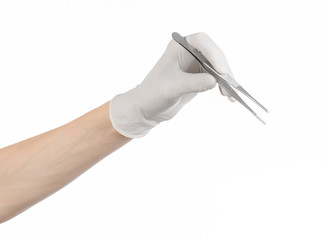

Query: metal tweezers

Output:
[172, 32, 268, 124]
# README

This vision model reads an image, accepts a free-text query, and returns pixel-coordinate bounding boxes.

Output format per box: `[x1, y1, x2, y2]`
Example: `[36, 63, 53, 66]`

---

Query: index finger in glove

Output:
[186, 32, 233, 76]
[186, 32, 236, 101]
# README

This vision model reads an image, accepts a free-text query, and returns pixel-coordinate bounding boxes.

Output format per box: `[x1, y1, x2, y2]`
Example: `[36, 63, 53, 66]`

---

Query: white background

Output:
[0, 0, 327, 239]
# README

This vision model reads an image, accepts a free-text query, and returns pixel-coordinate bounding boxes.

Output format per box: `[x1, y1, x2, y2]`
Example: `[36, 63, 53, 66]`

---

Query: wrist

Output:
[109, 89, 158, 138]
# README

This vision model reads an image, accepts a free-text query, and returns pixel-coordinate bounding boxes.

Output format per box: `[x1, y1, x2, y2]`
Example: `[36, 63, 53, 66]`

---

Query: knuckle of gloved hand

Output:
[167, 39, 177, 49]
[186, 32, 209, 45]
[208, 76, 217, 89]
[194, 32, 210, 40]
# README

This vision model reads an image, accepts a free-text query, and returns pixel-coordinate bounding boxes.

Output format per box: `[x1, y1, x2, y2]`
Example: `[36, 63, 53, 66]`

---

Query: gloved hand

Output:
[110, 32, 235, 138]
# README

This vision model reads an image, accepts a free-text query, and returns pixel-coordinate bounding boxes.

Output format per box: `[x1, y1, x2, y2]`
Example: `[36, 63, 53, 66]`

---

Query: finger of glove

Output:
[186, 33, 236, 100]
[175, 72, 217, 96]
[186, 32, 234, 76]
[219, 86, 236, 102]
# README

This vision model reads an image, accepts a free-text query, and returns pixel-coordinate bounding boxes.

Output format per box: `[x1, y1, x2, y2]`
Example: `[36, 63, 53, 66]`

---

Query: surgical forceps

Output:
[172, 32, 268, 124]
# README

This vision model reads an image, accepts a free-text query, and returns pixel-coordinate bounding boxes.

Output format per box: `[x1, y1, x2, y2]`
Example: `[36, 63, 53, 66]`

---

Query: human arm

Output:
[0, 102, 130, 223]
[0, 32, 234, 223]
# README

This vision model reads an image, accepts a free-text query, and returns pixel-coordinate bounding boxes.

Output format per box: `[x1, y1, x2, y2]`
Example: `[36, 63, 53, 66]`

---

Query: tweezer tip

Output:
[255, 114, 266, 125]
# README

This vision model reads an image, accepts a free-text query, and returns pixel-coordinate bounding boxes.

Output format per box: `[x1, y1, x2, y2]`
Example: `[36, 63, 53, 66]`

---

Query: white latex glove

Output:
[110, 32, 234, 138]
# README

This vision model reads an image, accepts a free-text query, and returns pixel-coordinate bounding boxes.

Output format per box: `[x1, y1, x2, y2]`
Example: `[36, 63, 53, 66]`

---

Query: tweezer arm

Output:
[172, 32, 266, 124]
[172, 32, 216, 74]
[202, 62, 266, 124]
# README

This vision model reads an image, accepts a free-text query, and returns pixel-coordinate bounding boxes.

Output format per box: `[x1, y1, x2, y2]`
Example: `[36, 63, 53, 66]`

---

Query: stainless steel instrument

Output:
[172, 32, 268, 124]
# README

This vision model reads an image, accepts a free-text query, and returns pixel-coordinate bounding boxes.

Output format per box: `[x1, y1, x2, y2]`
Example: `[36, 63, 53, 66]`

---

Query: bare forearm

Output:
[0, 101, 130, 223]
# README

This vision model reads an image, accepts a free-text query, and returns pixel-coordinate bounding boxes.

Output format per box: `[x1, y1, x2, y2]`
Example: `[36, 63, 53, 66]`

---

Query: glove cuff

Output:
[109, 88, 158, 138]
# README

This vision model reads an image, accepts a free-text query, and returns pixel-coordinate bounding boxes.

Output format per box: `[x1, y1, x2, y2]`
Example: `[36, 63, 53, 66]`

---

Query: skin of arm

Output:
[0, 101, 131, 223]
[0, 33, 233, 224]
